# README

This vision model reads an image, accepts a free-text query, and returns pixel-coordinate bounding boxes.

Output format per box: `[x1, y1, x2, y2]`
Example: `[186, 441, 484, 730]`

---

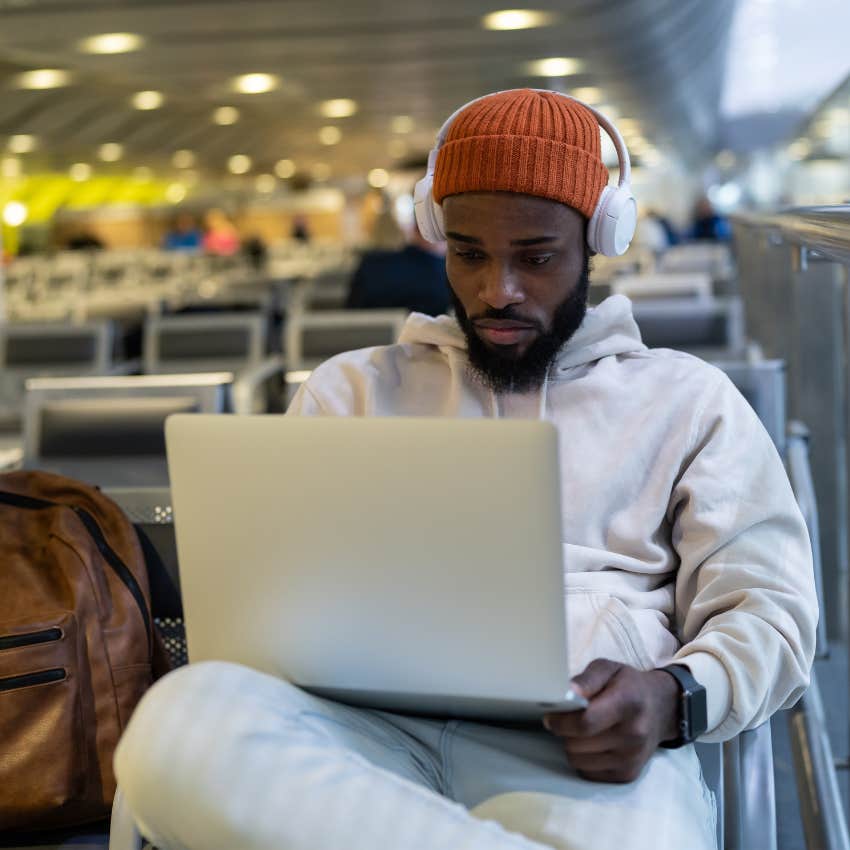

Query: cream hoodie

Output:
[287, 295, 817, 742]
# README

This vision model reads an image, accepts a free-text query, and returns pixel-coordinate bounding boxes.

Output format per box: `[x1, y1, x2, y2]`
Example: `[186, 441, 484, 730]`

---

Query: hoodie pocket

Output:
[566, 589, 657, 673]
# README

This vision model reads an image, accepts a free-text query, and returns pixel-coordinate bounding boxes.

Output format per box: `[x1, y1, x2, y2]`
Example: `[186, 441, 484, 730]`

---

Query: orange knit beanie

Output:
[432, 89, 609, 220]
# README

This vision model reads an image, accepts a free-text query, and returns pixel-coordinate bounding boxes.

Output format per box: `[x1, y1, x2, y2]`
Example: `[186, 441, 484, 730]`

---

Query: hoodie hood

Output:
[397, 294, 646, 372]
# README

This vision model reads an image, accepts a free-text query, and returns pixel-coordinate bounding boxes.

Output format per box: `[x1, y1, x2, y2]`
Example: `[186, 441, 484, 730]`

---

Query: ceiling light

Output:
[165, 183, 187, 204]
[482, 9, 555, 30]
[172, 149, 196, 168]
[255, 174, 276, 193]
[14, 69, 71, 89]
[232, 73, 278, 94]
[7, 135, 36, 154]
[787, 139, 812, 161]
[133, 166, 153, 182]
[318, 126, 342, 146]
[213, 106, 240, 126]
[69, 162, 92, 181]
[228, 154, 252, 174]
[391, 115, 414, 134]
[2, 201, 28, 227]
[275, 158, 296, 178]
[311, 163, 331, 181]
[1, 157, 22, 179]
[525, 57, 582, 77]
[368, 168, 390, 188]
[571, 87, 603, 104]
[132, 90, 164, 110]
[98, 142, 124, 162]
[714, 149, 736, 170]
[319, 99, 358, 119]
[79, 32, 144, 54]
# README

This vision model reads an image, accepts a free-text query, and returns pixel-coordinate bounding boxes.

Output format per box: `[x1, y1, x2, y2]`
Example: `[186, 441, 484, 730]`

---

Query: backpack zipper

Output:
[0, 491, 152, 654]
[0, 627, 62, 651]
[0, 668, 66, 692]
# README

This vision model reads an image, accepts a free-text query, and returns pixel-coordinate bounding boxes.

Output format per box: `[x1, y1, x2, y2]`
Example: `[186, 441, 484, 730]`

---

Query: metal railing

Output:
[733, 205, 850, 850]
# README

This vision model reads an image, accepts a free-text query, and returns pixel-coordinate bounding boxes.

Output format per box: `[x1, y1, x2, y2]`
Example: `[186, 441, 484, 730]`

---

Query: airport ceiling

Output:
[0, 0, 737, 184]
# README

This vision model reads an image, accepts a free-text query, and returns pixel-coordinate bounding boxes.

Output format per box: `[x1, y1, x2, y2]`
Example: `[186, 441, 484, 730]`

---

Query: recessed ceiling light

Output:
[318, 126, 342, 146]
[213, 106, 240, 126]
[391, 116, 414, 134]
[232, 73, 278, 94]
[255, 174, 277, 193]
[368, 168, 390, 188]
[172, 149, 196, 168]
[525, 57, 582, 77]
[1, 157, 22, 179]
[319, 99, 358, 119]
[14, 69, 71, 89]
[165, 183, 187, 204]
[7, 135, 37, 154]
[2, 201, 28, 227]
[482, 9, 555, 30]
[79, 32, 144, 54]
[132, 90, 164, 110]
[228, 154, 252, 174]
[69, 162, 92, 181]
[311, 162, 331, 181]
[787, 139, 812, 160]
[572, 87, 603, 104]
[98, 142, 124, 162]
[275, 158, 296, 178]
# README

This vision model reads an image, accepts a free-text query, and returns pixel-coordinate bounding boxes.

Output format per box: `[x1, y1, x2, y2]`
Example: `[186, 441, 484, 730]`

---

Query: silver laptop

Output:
[166, 415, 585, 721]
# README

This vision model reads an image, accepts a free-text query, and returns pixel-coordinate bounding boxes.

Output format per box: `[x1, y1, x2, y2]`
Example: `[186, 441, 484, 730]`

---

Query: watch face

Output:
[690, 686, 708, 739]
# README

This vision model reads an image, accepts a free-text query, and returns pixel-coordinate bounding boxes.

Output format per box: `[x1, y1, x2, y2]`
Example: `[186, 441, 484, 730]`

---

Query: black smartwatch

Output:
[657, 664, 708, 748]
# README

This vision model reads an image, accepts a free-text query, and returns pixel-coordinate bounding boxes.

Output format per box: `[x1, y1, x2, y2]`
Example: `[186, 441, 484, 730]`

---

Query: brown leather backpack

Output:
[0, 470, 167, 830]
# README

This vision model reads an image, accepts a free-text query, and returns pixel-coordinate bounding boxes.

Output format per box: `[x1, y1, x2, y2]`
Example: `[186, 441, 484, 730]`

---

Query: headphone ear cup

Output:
[413, 175, 445, 242]
[587, 185, 637, 257]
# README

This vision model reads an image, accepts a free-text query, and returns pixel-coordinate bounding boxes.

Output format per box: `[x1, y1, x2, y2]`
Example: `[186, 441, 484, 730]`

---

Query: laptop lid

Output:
[166, 415, 574, 718]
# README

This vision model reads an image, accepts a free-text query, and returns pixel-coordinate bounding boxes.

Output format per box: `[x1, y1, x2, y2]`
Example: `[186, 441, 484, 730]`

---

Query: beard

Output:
[451, 256, 591, 394]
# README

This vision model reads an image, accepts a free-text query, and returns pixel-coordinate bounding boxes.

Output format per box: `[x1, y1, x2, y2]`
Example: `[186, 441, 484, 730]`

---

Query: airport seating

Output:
[631, 296, 748, 360]
[284, 308, 408, 373]
[610, 272, 713, 301]
[21, 373, 232, 489]
[143, 312, 268, 375]
[0, 320, 121, 431]
[658, 243, 735, 282]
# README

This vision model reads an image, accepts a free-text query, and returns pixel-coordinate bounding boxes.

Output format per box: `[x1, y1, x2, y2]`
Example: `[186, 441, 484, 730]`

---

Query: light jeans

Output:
[114, 661, 717, 850]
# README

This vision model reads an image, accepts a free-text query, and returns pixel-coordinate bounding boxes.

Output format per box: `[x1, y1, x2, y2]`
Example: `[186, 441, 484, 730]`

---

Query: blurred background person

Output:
[203, 208, 240, 256]
[346, 222, 450, 317]
[291, 215, 311, 244]
[690, 196, 731, 241]
[163, 212, 203, 252]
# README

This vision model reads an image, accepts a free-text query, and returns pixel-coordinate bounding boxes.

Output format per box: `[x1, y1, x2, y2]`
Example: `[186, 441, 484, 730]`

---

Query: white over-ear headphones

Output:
[414, 89, 637, 257]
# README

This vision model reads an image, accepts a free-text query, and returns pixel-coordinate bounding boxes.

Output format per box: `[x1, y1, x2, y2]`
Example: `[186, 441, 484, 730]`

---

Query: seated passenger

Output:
[346, 223, 451, 316]
[115, 90, 817, 850]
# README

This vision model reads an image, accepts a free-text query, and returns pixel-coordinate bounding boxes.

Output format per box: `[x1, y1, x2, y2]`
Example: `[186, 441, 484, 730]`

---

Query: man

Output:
[346, 222, 451, 316]
[115, 90, 816, 850]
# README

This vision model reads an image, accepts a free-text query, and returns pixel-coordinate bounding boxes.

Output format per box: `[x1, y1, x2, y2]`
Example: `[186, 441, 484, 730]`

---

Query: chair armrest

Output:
[232, 355, 286, 415]
[108, 786, 143, 850]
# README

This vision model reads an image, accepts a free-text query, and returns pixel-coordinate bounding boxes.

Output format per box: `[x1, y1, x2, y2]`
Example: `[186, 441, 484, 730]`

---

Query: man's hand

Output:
[543, 659, 681, 783]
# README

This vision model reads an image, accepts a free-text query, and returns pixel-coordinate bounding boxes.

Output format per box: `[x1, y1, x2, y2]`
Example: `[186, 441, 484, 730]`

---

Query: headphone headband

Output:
[414, 88, 637, 257]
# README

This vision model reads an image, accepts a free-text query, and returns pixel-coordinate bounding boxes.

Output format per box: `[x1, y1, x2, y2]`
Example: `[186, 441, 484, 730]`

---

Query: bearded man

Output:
[115, 90, 816, 850]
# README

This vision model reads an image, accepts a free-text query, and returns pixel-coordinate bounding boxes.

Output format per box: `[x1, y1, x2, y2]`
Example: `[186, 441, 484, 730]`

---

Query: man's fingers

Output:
[560, 730, 626, 756]
[569, 658, 623, 700]
[545, 673, 634, 738]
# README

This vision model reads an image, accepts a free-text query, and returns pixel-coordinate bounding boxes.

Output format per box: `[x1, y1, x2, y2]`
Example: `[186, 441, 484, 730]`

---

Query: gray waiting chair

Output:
[285, 308, 407, 373]
[631, 296, 747, 361]
[21, 373, 232, 488]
